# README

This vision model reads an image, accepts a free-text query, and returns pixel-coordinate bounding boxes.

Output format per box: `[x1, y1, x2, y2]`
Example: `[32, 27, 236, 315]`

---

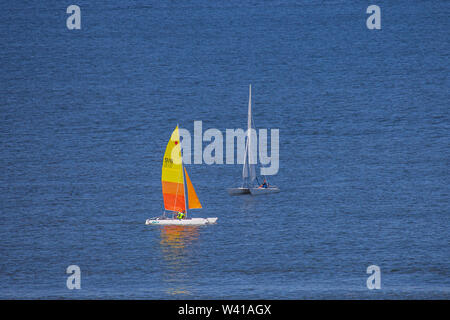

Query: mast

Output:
[241, 142, 248, 188]
[179, 124, 189, 218]
[247, 84, 252, 160]
[242, 84, 252, 186]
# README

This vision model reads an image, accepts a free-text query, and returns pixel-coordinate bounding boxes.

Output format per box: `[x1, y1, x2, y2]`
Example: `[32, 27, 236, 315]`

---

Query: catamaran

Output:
[227, 85, 280, 196]
[145, 126, 218, 226]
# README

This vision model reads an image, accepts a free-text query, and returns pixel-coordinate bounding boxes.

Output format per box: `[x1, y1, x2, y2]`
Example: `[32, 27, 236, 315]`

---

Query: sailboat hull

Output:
[227, 188, 251, 195]
[145, 217, 218, 226]
[249, 186, 280, 195]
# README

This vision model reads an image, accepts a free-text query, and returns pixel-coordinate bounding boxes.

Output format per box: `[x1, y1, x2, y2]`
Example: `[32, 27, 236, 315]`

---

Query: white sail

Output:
[228, 85, 280, 196]
[242, 84, 256, 183]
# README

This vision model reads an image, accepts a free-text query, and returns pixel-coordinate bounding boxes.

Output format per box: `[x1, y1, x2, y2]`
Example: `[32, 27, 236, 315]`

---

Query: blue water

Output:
[0, 1, 449, 299]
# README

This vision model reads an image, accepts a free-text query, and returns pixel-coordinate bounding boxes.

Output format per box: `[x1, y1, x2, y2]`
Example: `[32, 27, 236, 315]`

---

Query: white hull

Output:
[227, 187, 250, 195]
[249, 186, 280, 195]
[145, 217, 218, 226]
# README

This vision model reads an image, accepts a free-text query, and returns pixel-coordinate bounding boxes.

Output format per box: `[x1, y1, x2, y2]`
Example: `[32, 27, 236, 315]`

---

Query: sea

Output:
[0, 0, 448, 299]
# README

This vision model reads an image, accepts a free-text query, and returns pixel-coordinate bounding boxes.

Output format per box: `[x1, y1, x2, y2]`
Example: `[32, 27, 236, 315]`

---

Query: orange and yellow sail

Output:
[185, 168, 202, 209]
[161, 126, 201, 212]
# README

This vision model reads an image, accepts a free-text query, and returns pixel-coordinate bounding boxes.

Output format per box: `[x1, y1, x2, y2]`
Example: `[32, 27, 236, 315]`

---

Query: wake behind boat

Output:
[146, 125, 218, 226]
[227, 85, 280, 196]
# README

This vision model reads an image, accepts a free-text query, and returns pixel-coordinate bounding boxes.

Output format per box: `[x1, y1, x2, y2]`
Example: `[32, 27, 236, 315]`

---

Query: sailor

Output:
[261, 178, 268, 188]
[177, 211, 185, 220]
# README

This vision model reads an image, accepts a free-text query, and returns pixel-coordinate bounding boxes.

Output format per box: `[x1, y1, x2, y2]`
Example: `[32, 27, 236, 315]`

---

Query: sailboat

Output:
[145, 126, 218, 226]
[227, 85, 280, 196]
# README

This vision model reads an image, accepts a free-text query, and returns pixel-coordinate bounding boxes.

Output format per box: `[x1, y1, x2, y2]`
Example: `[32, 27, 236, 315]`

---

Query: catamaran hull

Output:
[145, 217, 218, 226]
[249, 187, 280, 195]
[227, 188, 250, 195]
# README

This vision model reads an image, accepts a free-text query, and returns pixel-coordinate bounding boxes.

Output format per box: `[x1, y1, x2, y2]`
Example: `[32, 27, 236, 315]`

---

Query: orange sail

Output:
[184, 168, 202, 209]
[161, 126, 185, 212]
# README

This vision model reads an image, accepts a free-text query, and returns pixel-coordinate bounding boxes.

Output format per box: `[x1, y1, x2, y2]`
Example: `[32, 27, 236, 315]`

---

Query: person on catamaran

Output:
[177, 211, 185, 220]
[259, 178, 268, 189]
